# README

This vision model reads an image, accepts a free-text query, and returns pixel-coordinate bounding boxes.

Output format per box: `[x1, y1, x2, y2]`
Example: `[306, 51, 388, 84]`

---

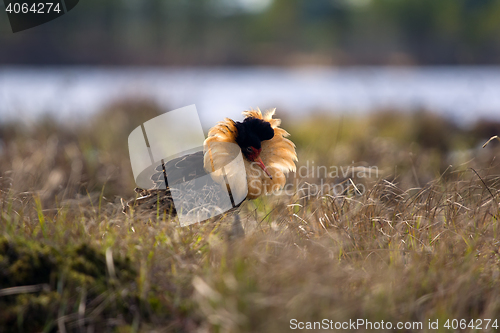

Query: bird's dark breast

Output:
[234, 117, 274, 153]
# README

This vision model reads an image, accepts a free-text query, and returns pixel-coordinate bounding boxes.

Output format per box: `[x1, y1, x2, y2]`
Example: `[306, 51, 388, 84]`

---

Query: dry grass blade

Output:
[0, 284, 50, 297]
[483, 135, 500, 148]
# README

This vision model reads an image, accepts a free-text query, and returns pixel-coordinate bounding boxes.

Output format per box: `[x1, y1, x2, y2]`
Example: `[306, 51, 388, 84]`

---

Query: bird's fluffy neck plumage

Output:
[203, 108, 297, 199]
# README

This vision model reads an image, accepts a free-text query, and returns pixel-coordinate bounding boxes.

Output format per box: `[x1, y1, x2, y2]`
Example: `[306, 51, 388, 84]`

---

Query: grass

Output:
[1, 102, 500, 332]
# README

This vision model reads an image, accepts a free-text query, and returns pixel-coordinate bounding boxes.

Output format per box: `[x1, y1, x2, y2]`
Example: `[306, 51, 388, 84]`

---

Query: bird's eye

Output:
[245, 147, 253, 153]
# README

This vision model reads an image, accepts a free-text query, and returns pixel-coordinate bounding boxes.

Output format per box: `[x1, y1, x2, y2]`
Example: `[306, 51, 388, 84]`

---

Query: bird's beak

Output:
[256, 157, 273, 179]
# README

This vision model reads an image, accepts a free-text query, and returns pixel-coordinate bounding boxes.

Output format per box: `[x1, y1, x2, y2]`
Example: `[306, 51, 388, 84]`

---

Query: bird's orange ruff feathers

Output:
[204, 108, 297, 199]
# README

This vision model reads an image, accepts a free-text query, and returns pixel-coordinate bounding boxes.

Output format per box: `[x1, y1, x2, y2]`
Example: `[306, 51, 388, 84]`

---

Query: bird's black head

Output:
[234, 117, 274, 161]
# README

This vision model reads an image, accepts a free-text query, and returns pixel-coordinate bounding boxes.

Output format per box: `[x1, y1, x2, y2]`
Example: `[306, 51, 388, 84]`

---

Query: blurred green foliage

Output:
[0, 236, 142, 332]
[2, 0, 500, 65]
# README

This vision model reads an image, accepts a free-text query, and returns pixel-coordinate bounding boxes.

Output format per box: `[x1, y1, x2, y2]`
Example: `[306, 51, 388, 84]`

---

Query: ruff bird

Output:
[123, 108, 297, 221]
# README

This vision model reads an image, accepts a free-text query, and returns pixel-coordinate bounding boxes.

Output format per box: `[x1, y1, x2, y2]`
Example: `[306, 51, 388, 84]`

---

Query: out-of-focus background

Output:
[2, 0, 500, 127]
[2, 0, 500, 203]
[2, 0, 500, 221]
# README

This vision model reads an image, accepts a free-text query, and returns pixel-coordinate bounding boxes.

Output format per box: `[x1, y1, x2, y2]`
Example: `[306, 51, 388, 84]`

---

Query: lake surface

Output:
[1, 66, 500, 129]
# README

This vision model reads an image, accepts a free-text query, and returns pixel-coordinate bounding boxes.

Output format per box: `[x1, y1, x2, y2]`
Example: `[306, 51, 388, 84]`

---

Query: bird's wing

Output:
[150, 151, 207, 189]
[123, 151, 213, 215]
[122, 188, 177, 215]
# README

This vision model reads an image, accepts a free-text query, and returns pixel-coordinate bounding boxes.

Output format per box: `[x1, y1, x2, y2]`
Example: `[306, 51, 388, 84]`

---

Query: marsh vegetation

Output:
[1, 101, 500, 332]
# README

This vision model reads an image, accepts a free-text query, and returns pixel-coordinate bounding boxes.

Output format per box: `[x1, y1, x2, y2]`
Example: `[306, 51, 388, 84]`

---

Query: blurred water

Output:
[1, 66, 500, 129]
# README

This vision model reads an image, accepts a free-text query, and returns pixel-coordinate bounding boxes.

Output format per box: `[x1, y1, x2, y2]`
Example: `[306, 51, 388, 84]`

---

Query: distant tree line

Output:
[1, 0, 500, 65]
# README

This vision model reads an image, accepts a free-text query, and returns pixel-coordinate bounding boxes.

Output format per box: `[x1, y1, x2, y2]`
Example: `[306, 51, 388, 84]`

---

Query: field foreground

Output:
[1, 105, 500, 332]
